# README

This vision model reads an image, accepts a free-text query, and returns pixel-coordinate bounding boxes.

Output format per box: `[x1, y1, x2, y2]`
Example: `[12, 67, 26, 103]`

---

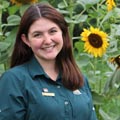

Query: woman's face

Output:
[22, 17, 63, 62]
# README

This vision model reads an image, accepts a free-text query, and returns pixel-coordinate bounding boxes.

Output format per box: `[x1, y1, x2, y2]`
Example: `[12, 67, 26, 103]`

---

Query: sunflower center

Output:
[88, 33, 103, 48]
[115, 55, 120, 67]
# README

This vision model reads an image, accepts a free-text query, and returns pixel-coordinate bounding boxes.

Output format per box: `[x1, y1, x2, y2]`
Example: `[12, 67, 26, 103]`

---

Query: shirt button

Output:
[93, 107, 95, 111]
[64, 101, 69, 105]
[57, 86, 61, 88]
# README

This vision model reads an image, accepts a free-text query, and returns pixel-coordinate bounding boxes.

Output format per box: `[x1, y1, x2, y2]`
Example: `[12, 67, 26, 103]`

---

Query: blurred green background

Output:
[0, 0, 120, 119]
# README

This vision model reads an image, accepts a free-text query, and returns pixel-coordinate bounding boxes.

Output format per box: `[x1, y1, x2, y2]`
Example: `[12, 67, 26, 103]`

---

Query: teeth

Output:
[43, 45, 54, 51]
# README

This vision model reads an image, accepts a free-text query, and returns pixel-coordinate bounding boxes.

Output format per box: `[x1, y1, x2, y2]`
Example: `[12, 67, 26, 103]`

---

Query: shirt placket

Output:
[64, 99, 72, 120]
[56, 84, 73, 120]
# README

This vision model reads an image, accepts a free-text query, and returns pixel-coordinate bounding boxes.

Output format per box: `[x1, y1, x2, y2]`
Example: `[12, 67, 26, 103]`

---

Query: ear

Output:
[21, 34, 30, 47]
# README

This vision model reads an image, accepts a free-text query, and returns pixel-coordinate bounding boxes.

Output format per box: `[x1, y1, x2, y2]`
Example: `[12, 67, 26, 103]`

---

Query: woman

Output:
[0, 3, 97, 120]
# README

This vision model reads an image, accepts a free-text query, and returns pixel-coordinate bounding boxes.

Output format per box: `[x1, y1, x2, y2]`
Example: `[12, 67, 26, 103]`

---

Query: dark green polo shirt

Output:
[0, 56, 97, 120]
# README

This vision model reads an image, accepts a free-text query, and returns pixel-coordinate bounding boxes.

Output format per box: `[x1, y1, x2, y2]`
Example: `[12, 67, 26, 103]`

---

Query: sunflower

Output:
[81, 26, 109, 57]
[10, 0, 38, 5]
[109, 55, 120, 67]
[106, 0, 116, 11]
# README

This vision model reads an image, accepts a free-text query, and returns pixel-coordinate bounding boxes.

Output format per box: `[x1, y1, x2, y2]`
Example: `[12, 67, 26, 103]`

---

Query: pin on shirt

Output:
[43, 88, 48, 92]
[73, 89, 82, 95]
[42, 88, 55, 97]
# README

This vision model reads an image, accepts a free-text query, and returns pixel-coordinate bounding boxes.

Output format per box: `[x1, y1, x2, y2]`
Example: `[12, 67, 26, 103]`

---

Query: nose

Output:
[43, 34, 52, 44]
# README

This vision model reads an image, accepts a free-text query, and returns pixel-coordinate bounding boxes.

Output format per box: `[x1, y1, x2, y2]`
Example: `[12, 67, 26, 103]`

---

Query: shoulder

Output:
[82, 75, 90, 89]
[0, 65, 29, 99]
[0, 64, 29, 84]
[80, 75, 92, 97]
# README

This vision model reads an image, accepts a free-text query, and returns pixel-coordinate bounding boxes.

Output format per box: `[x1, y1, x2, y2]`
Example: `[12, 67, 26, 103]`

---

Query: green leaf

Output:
[7, 15, 21, 25]
[73, 14, 88, 23]
[116, 116, 120, 120]
[76, 0, 100, 9]
[58, 2, 67, 9]
[76, 53, 91, 67]
[57, 9, 69, 14]
[92, 91, 105, 105]
[0, 27, 17, 64]
[104, 69, 120, 95]
[65, 16, 74, 23]
[74, 41, 84, 53]
[100, 11, 113, 25]
[19, 4, 30, 16]
[2, 15, 20, 27]
[5, 27, 18, 43]
[111, 24, 120, 36]
[99, 108, 113, 120]
[8, 5, 19, 15]
[0, 42, 11, 52]
[1, 1, 10, 9]
[0, 64, 5, 75]
[0, 50, 9, 64]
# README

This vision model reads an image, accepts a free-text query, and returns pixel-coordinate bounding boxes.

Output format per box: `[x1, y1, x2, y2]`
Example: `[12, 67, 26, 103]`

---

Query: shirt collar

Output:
[26, 56, 62, 82]
[27, 56, 46, 78]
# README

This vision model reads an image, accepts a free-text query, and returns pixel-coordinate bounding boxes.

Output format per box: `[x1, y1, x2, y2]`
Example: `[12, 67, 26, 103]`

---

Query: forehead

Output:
[29, 17, 60, 33]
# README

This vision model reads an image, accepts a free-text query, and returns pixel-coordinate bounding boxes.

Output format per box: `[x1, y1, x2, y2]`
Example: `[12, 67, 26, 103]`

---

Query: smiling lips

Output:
[41, 44, 56, 52]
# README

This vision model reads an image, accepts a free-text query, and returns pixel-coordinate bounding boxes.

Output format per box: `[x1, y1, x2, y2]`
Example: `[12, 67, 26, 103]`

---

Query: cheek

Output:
[55, 34, 63, 44]
[30, 41, 42, 50]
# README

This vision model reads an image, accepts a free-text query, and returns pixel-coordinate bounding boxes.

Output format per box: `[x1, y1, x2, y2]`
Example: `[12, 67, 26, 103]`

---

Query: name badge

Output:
[42, 88, 55, 96]
[42, 92, 55, 96]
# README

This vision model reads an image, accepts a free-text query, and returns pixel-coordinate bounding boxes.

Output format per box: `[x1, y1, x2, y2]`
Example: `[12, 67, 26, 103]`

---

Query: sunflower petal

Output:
[81, 26, 109, 57]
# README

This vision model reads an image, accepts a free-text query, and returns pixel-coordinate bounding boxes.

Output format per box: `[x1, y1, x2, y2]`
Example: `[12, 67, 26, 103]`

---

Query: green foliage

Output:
[0, 0, 120, 119]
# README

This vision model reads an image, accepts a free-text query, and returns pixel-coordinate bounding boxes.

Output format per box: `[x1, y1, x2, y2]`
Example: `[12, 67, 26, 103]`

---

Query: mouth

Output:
[42, 44, 56, 51]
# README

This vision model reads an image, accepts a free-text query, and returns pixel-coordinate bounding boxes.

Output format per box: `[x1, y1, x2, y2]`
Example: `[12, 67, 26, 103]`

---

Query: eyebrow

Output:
[31, 27, 58, 34]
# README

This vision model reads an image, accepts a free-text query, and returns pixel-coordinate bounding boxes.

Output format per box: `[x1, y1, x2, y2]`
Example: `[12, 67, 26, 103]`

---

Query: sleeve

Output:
[84, 76, 98, 120]
[0, 71, 27, 120]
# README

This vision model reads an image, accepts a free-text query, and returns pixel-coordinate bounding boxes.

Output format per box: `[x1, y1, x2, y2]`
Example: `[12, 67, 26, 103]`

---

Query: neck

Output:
[35, 56, 58, 81]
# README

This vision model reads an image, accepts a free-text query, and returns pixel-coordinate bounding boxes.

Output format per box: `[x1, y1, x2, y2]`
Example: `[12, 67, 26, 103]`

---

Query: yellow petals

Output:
[10, 0, 38, 5]
[109, 55, 120, 67]
[106, 0, 116, 11]
[80, 26, 109, 57]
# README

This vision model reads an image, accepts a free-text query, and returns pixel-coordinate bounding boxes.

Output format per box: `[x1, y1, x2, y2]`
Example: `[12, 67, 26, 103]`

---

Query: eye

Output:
[50, 29, 57, 34]
[33, 32, 42, 38]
